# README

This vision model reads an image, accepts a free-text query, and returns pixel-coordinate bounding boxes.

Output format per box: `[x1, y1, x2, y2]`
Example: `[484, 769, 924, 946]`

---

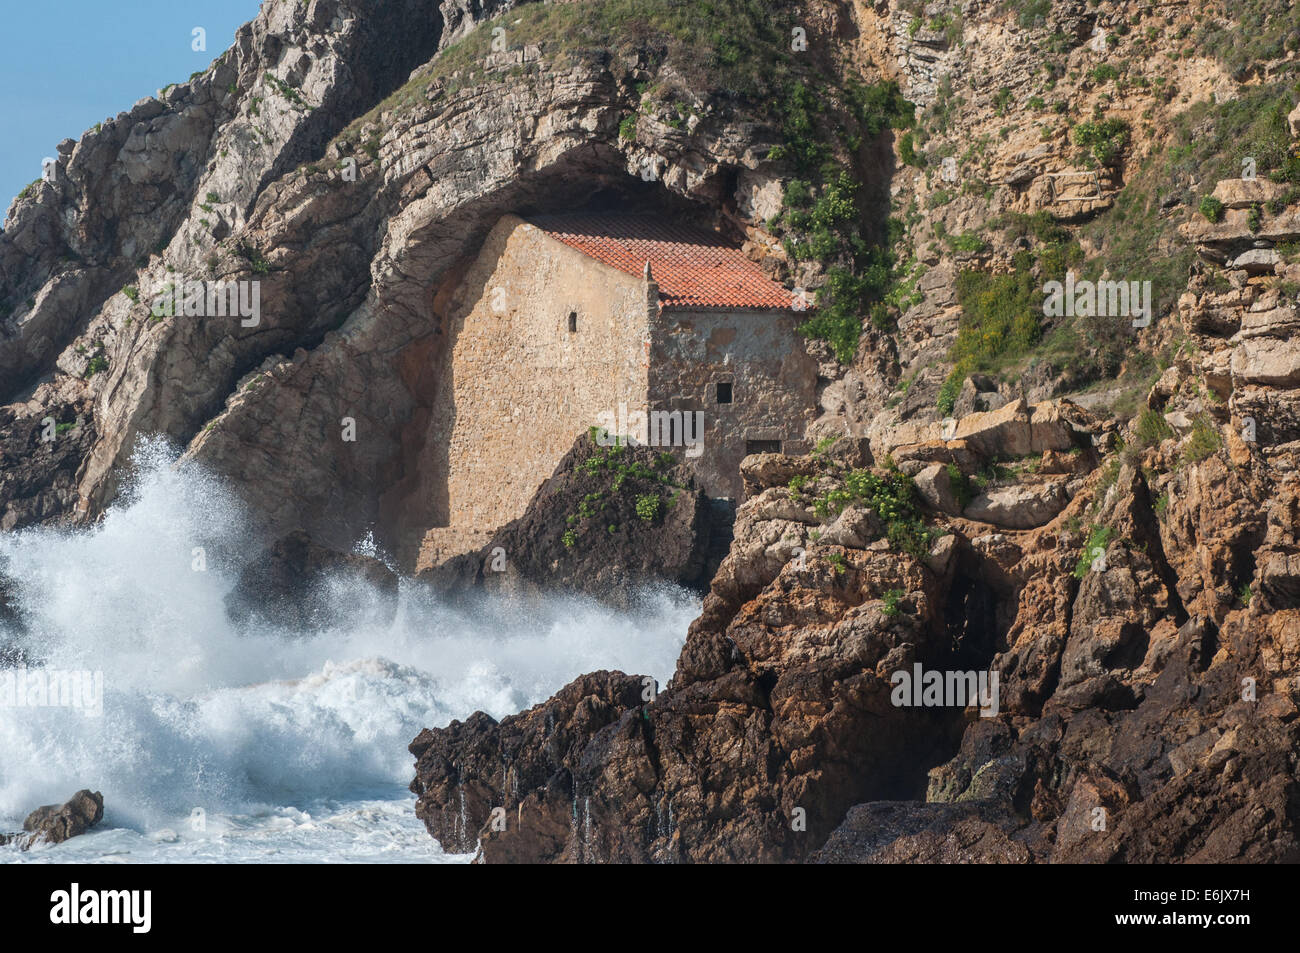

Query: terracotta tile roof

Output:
[528, 213, 798, 310]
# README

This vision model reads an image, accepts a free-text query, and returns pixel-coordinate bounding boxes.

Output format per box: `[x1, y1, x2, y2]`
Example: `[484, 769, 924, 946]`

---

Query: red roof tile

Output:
[528, 213, 798, 310]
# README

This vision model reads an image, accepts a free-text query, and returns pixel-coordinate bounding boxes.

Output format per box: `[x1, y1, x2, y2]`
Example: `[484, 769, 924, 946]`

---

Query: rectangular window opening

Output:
[716, 382, 733, 404]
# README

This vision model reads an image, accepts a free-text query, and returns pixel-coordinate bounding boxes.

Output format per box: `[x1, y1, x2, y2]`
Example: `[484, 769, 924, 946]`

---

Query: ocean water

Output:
[0, 440, 694, 863]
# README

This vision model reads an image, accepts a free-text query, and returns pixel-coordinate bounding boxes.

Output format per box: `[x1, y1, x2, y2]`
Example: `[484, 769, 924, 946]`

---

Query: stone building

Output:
[416, 212, 818, 568]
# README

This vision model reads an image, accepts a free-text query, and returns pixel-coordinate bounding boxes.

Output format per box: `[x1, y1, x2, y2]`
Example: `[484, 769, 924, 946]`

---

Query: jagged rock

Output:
[0, 401, 97, 531]
[409, 417, 1300, 862]
[819, 504, 883, 547]
[811, 800, 1033, 863]
[1180, 206, 1300, 247]
[740, 452, 817, 497]
[887, 439, 984, 476]
[410, 452, 979, 862]
[9, 790, 105, 848]
[225, 530, 398, 629]
[1238, 305, 1300, 340]
[870, 399, 1093, 462]
[410, 670, 646, 857]
[953, 399, 1080, 458]
[951, 375, 1007, 417]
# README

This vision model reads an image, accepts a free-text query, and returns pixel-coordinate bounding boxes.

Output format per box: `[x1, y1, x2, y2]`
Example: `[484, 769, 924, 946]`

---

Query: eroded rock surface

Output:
[0, 790, 105, 849]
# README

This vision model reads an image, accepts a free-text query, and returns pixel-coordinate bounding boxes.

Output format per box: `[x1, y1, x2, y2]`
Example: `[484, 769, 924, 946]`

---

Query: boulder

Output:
[1211, 178, 1292, 210]
[740, 452, 816, 497]
[1231, 338, 1300, 387]
[963, 478, 1071, 528]
[887, 439, 984, 476]
[18, 790, 104, 847]
[1227, 248, 1281, 274]
[952, 399, 1084, 458]
[914, 463, 964, 516]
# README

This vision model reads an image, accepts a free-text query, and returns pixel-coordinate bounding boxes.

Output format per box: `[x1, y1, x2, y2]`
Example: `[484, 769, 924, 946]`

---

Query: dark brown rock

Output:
[410, 429, 1300, 863]
[19, 790, 105, 847]
[0, 401, 96, 531]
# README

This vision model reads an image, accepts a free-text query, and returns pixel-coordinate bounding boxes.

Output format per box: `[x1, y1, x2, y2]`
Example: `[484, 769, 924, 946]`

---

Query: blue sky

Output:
[1, 0, 262, 211]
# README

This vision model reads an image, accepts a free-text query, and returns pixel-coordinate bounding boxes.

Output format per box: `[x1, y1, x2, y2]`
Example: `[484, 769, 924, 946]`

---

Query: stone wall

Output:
[648, 307, 820, 500]
[418, 215, 650, 565]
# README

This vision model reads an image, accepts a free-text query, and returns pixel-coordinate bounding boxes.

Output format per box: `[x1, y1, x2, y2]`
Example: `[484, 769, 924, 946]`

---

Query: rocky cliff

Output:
[4, 0, 1300, 862]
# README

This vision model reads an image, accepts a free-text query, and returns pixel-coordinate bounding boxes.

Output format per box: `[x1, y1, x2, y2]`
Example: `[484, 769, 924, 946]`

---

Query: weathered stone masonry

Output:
[416, 212, 818, 569]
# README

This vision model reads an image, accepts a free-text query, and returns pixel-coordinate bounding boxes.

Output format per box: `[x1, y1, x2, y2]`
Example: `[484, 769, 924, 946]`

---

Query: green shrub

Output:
[936, 373, 962, 417]
[938, 253, 1043, 409]
[946, 463, 973, 507]
[1198, 194, 1224, 222]
[1090, 64, 1120, 84]
[1016, 0, 1052, 29]
[1073, 524, 1116, 578]
[812, 468, 938, 558]
[899, 131, 920, 166]
[1182, 415, 1223, 463]
[946, 231, 986, 253]
[635, 493, 662, 522]
[881, 588, 905, 616]
[1134, 408, 1174, 447]
[1071, 118, 1130, 166]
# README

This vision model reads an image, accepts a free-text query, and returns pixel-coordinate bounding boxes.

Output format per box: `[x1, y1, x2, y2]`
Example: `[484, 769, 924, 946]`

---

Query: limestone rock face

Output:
[0, 0, 836, 571]
[963, 477, 1071, 529]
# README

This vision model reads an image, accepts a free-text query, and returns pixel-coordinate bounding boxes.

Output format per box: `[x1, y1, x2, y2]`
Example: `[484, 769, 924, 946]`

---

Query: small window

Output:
[746, 439, 782, 455]
[567, 311, 577, 333]
[716, 382, 733, 404]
